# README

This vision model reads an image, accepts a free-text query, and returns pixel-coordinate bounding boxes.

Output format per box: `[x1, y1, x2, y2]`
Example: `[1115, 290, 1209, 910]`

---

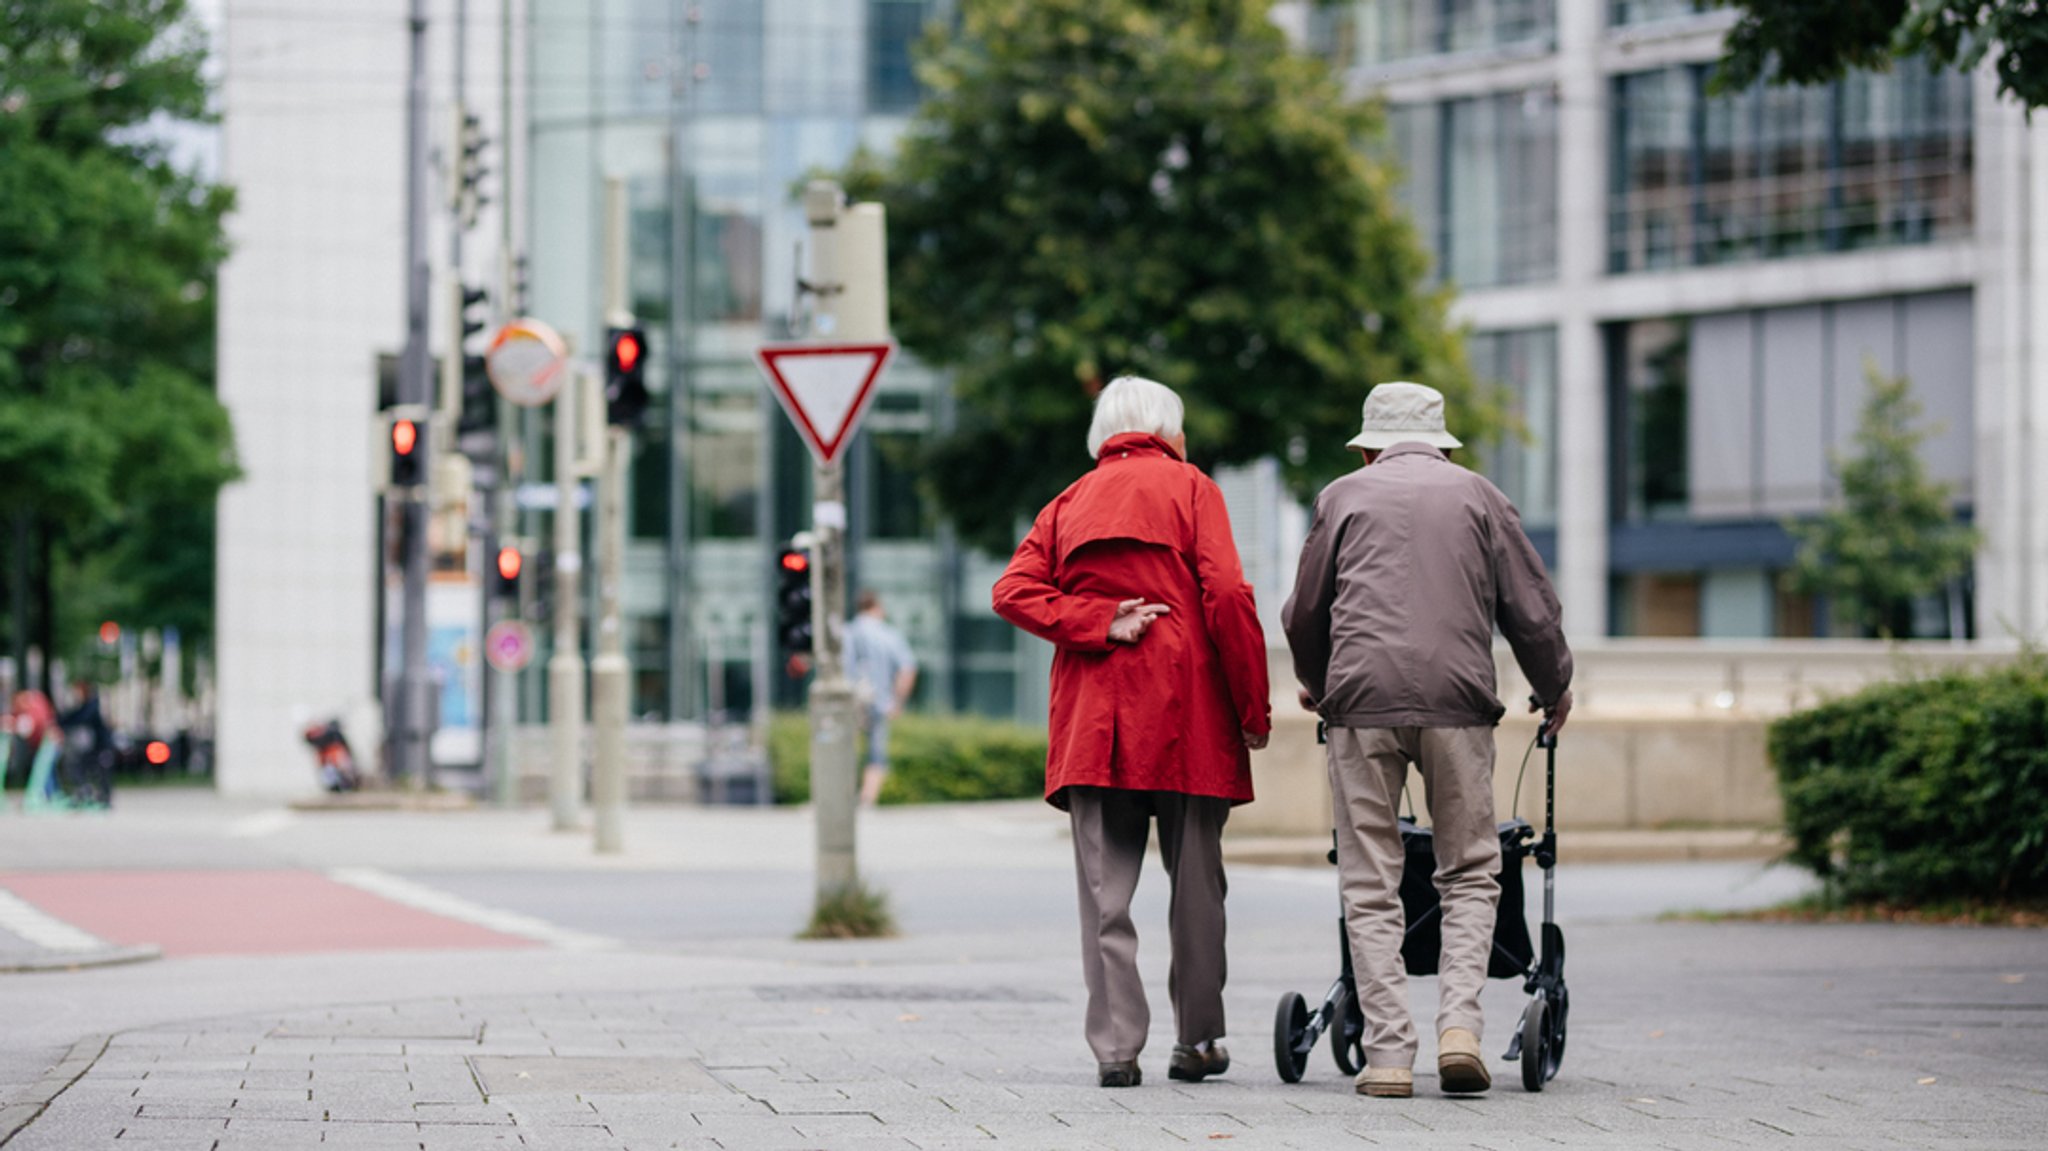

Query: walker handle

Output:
[1530, 695, 1559, 750]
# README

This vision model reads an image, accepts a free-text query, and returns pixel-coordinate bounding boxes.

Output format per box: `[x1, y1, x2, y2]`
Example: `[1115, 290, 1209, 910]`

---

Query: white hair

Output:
[1086, 375, 1185, 458]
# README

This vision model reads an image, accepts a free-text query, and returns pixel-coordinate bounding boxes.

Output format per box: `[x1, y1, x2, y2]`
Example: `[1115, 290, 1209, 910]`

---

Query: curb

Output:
[0, 1034, 109, 1146]
[288, 792, 475, 813]
[0, 945, 162, 976]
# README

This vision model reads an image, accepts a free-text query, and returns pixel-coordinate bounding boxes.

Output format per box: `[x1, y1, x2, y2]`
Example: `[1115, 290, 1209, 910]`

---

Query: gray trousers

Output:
[1325, 726, 1500, 1068]
[1067, 787, 1231, 1064]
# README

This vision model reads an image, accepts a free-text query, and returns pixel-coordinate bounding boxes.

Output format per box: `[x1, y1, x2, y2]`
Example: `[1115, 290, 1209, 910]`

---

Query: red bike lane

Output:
[0, 871, 537, 957]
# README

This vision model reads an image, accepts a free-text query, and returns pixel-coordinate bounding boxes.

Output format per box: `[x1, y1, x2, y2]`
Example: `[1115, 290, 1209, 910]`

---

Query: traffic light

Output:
[604, 324, 649, 427]
[389, 414, 425, 487]
[456, 284, 494, 436]
[492, 544, 522, 599]
[776, 546, 813, 654]
[456, 110, 490, 229]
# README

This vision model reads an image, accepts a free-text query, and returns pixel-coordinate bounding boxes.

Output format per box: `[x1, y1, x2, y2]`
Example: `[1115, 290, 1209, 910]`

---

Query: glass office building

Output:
[518, 0, 1033, 724]
[1310, 1, 2001, 640]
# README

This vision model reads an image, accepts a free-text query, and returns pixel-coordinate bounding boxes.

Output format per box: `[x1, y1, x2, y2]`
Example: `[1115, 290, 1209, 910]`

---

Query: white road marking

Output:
[0, 888, 106, 952]
[226, 810, 296, 839]
[326, 867, 619, 952]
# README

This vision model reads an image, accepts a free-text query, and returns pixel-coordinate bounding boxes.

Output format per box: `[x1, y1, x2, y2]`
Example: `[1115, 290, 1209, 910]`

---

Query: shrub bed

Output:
[769, 710, 1048, 806]
[1767, 657, 2048, 906]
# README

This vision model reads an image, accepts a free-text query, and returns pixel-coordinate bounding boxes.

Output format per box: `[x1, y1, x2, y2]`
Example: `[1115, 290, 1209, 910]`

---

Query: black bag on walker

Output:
[1396, 817, 1537, 979]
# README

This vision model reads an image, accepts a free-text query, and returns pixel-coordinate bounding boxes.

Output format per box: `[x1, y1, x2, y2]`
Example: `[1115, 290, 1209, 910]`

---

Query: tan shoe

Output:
[1354, 1066, 1413, 1098]
[1438, 1028, 1491, 1094]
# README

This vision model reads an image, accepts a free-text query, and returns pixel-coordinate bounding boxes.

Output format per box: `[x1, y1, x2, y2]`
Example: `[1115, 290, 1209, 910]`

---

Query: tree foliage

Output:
[843, 0, 1485, 552]
[1789, 363, 1977, 639]
[1715, 0, 2048, 110]
[0, 0, 237, 666]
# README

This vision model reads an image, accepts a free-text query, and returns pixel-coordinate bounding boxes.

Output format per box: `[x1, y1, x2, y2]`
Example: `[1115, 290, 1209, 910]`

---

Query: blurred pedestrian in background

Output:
[993, 375, 1271, 1089]
[846, 589, 918, 806]
[1283, 381, 1573, 1099]
[59, 681, 114, 807]
[5, 689, 58, 799]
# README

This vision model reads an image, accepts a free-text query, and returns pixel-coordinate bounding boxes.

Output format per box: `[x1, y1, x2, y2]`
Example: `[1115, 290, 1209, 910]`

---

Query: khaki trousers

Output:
[1325, 726, 1499, 1068]
[1066, 787, 1230, 1064]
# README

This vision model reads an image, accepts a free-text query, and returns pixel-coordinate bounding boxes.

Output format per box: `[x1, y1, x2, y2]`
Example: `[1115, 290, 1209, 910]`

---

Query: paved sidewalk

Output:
[4, 919, 2044, 1151]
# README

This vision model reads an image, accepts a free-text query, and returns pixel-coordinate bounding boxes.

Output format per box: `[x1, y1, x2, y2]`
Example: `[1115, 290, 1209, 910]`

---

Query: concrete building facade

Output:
[214, 0, 521, 794]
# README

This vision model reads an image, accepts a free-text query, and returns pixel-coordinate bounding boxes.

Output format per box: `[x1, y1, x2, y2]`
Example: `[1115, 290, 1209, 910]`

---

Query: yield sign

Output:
[756, 342, 895, 466]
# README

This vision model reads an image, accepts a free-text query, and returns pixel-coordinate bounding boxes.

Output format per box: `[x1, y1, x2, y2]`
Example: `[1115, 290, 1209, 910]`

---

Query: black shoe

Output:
[1167, 1041, 1230, 1082]
[1098, 1060, 1142, 1088]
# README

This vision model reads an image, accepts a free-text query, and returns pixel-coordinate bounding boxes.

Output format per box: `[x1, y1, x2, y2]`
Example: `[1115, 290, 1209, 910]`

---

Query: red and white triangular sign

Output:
[756, 341, 895, 466]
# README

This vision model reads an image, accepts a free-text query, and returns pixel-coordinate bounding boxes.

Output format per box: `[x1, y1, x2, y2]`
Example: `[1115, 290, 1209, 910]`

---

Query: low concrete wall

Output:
[1238, 637, 2026, 838]
[1234, 713, 1778, 837]
[506, 723, 735, 804]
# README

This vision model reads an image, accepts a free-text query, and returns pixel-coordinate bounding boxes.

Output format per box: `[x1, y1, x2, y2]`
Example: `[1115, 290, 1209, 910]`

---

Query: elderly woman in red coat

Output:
[993, 375, 1272, 1089]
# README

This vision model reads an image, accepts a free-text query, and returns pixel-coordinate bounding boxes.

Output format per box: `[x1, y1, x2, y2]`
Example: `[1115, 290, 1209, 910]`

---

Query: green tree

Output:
[1789, 363, 1977, 639]
[0, 0, 237, 679]
[1715, 0, 2048, 110]
[842, 0, 1486, 552]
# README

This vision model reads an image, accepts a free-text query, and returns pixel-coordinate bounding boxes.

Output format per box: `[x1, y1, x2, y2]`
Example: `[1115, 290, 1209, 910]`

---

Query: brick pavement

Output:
[3, 919, 2043, 1151]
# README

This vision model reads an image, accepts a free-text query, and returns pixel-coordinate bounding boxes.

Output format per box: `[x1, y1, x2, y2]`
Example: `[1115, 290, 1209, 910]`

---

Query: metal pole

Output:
[592, 177, 630, 853]
[809, 461, 857, 894]
[592, 427, 629, 852]
[548, 373, 585, 830]
[803, 181, 857, 897]
[397, 0, 434, 790]
[494, 0, 521, 807]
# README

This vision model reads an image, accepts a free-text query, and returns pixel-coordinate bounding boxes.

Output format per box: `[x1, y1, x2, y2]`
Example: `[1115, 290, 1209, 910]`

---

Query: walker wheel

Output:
[1273, 992, 1311, 1083]
[1549, 983, 1570, 1072]
[1519, 995, 1550, 1093]
[1329, 988, 1365, 1076]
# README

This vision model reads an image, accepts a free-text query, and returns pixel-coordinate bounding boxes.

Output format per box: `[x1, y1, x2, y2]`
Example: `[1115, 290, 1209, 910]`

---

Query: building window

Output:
[1309, 0, 1554, 68]
[1469, 327, 1557, 527]
[1610, 60, 1972, 273]
[868, 0, 932, 114]
[692, 4, 765, 116]
[690, 389, 761, 539]
[1608, 0, 1707, 26]
[1613, 318, 1689, 523]
[1391, 88, 1558, 288]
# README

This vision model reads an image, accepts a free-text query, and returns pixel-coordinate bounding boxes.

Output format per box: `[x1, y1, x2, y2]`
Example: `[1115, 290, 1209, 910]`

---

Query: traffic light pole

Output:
[590, 177, 631, 855]
[591, 425, 628, 853]
[547, 372, 584, 832]
[395, 0, 434, 790]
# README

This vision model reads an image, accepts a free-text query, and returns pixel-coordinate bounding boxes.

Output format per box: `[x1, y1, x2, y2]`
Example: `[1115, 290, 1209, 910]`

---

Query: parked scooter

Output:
[302, 719, 361, 792]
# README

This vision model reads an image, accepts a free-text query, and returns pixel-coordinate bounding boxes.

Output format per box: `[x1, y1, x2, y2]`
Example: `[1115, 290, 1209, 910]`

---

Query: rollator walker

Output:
[1274, 725, 1568, 1092]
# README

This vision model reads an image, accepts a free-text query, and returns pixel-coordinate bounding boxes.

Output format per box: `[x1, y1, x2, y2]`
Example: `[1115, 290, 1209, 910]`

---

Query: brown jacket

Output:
[1282, 443, 1572, 728]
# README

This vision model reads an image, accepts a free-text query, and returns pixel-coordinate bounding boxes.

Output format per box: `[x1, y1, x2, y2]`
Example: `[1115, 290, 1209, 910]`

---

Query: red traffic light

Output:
[496, 546, 522, 582]
[145, 740, 171, 766]
[612, 331, 642, 373]
[98, 620, 121, 645]
[780, 551, 809, 573]
[392, 418, 420, 456]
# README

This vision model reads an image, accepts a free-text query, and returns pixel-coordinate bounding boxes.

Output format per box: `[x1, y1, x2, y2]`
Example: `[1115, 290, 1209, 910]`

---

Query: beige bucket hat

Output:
[1344, 381, 1463, 451]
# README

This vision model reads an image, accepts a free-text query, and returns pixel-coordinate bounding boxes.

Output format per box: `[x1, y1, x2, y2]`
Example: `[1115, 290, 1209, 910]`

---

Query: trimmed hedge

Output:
[1767, 658, 2048, 905]
[768, 710, 1048, 806]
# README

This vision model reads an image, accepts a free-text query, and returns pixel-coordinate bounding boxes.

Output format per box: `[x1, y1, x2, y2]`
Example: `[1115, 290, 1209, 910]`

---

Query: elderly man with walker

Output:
[1283, 382, 1573, 1099]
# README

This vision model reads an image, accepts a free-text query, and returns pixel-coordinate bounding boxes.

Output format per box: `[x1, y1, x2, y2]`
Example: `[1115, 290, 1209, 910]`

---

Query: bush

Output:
[768, 710, 1048, 806]
[1767, 657, 2048, 905]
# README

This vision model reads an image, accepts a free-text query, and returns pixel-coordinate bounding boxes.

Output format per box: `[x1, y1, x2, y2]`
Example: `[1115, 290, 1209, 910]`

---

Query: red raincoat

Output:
[993, 433, 1271, 809]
